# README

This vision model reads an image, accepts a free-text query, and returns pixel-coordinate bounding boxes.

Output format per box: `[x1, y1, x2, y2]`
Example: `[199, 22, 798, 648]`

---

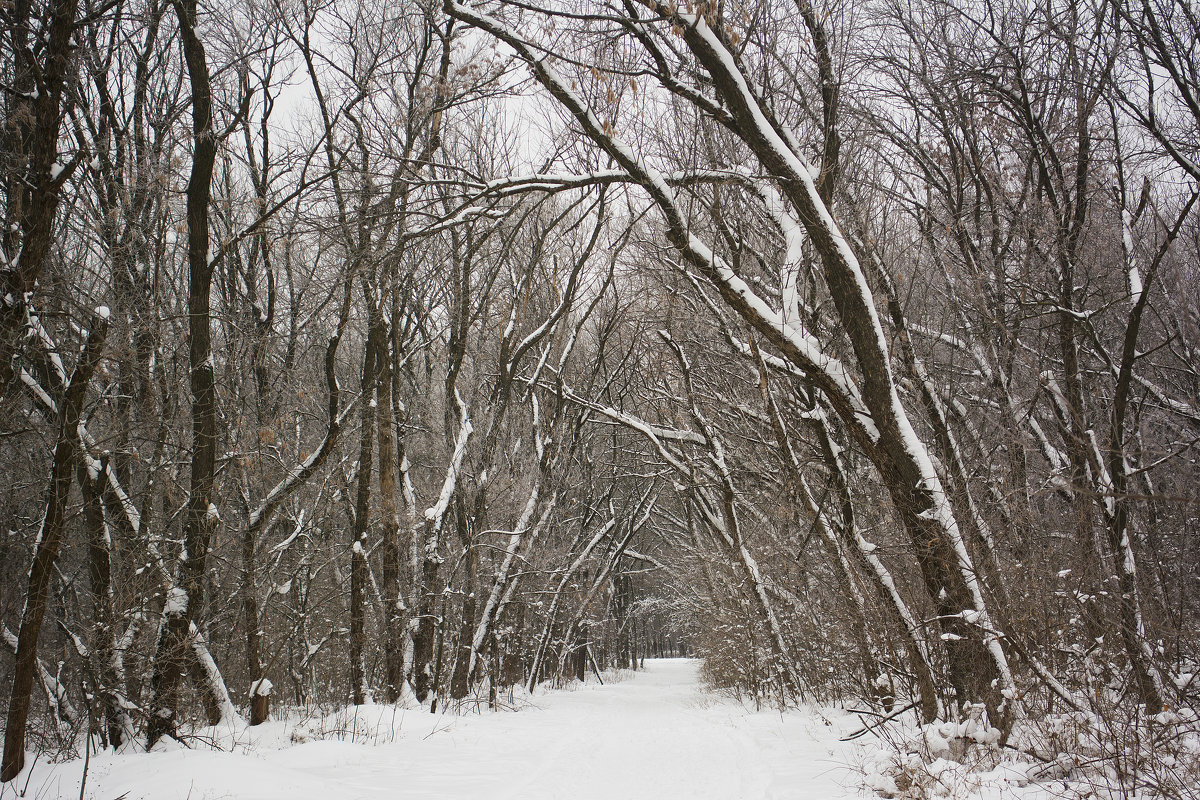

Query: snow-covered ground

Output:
[8, 658, 866, 799]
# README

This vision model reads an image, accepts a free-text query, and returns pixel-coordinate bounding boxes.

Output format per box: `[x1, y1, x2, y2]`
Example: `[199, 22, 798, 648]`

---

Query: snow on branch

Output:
[424, 390, 474, 530]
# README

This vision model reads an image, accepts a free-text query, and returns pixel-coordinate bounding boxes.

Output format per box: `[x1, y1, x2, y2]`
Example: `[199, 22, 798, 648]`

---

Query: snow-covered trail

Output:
[15, 659, 862, 799]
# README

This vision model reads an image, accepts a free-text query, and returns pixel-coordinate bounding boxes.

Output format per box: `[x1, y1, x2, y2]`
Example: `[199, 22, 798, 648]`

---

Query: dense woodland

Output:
[2, 0, 1200, 793]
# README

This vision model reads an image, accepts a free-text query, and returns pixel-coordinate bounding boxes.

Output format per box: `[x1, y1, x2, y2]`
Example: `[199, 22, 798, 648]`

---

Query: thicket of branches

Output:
[2, 0, 1199, 794]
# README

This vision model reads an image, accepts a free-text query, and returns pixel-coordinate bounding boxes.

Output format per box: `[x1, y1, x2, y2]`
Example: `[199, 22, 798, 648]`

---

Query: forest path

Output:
[328, 658, 859, 800]
[19, 659, 861, 799]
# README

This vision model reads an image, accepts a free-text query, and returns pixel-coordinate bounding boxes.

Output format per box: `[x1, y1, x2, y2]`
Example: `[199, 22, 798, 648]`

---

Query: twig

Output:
[841, 701, 920, 741]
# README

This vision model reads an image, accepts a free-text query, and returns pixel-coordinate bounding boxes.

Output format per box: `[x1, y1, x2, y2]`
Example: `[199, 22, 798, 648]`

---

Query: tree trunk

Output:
[242, 519, 266, 725]
[375, 327, 405, 703]
[412, 393, 473, 703]
[79, 458, 131, 749]
[2, 317, 107, 781]
[450, 508, 477, 701]
[350, 314, 382, 705]
[147, 0, 224, 746]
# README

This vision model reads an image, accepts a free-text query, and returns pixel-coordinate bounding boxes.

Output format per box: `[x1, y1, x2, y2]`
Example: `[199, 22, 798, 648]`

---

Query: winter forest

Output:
[2, 0, 1199, 796]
